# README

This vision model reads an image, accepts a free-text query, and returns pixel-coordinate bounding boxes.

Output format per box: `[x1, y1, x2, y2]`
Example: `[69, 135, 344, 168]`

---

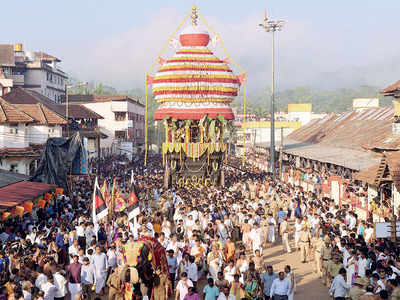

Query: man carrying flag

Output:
[100, 179, 111, 208]
[127, 170, 140, 221]
[92, 177, 108, 225]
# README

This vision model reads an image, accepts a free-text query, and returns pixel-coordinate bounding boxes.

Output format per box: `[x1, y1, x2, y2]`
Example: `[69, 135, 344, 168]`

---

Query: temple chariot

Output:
[150, 6, 243, 188]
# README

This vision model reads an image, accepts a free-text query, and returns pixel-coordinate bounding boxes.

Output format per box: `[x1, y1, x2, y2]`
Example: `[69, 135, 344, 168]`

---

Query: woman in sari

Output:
[244, 274, 259, 300]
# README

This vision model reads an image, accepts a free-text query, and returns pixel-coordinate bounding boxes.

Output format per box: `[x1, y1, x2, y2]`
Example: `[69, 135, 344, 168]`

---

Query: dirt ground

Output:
[71, 236, 329, 300]
[258, 240, 329, 299]
[195, 236, 330, 300]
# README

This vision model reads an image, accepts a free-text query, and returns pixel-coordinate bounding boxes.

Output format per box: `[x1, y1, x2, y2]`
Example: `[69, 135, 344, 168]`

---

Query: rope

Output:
[197, 10, 245, 73]
[144, 75, 149, 165]
[242, 80, 247, 165]
[197, 9, 247, 164]
[144, 6, 194, 166]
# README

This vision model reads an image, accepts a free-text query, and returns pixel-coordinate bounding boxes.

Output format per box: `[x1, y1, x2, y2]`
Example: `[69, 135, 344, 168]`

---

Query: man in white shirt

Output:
[270, 272, 290, 300]
[187, 256, 198, 288]
[217, 286, 230, 300]
[68, 239, 80, 264]
[81, 257, 95, 299]
[250, 223, 263, 255]
[175, 272, 193, 300]
[185, 215, 195, 239]
[267, 214, 276, 243]
[76, 222, 86, 250]
[342, 243, 351, 268]
[53, 267, 68, 300]
[357, 252, 369, 278]
[329, 268, 350, 300]
[85, 223, 95, 246]
[26, 227, 37, 244]
[107, 245, 118, 269]
[41, 274, 57, 300]
[35, 270, 48, 290]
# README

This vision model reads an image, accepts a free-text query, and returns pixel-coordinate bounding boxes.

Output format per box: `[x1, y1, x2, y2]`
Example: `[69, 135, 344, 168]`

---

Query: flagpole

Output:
[92, 177, 98, 225]
[109, 178, 116, 221]
[92, 177, 100, 240]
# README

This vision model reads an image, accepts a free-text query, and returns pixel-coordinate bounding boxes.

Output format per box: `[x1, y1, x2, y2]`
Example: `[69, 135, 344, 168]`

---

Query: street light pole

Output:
[259, 12, 285, 181]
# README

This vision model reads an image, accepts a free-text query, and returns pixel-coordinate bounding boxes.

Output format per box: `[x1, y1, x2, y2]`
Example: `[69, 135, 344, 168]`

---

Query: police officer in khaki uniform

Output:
[280, 216, 291, 253]
[321, 236, 332, 286]
[299, 225, 311, 263]
[389, 279, 400, 300]
[107, 267, 123, 300]
[349, 278, 365, 300]
[313, 234, 324, 277]
[327, 255, 344, 287]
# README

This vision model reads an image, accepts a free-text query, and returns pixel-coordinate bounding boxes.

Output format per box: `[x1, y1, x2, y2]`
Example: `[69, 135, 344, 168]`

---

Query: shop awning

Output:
[0, 181, 56, 210]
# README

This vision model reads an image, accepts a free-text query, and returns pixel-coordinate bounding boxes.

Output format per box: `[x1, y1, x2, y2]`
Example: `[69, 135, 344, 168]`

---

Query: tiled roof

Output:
[355, 151, 400, 189]
[0, 45, 15, 67]
[0, 147, 40, 157]
[0, 169, 28, 188]
[55, 104, 104, 119]
[14, 103, 67, 125]
[3, 88, 101, 120]
[383, 152, 400, 190]
[380, 80, 400, 96]
[64, 94, 145, 107]
[353, 161, 382, 185]
[0, 97, 35, 124]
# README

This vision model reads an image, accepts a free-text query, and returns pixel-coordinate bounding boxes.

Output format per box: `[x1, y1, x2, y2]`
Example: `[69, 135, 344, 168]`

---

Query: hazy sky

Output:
[2, 0, 400, 92]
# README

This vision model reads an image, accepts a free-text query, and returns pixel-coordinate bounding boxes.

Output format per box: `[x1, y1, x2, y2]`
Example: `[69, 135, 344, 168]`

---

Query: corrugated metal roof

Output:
[288, 107, 396, 151]
[277, 107, 400, 171]
[281, 139, 381, 171]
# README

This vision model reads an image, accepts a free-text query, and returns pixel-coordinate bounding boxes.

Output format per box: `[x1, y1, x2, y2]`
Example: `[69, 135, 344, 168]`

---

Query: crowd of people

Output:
[0, 153, 399, 300]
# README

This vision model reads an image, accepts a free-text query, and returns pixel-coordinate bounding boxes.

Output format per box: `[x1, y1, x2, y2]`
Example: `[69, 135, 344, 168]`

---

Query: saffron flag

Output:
[127, 170, 140, 220]
[92, 177, 108, 223]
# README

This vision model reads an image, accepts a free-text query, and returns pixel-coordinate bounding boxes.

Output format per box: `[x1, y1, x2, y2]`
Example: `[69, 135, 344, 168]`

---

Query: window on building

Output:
[9, 125, 18, 134]
[115, 130, 127, 141]
[10, 164, 18, 173]
[114, 112, 126, 121]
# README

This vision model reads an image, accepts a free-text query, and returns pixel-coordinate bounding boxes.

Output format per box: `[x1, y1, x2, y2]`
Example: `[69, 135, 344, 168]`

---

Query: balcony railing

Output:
[62, 127, 101, 138]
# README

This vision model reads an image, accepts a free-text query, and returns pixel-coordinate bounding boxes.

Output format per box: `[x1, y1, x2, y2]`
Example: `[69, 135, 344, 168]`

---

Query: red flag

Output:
[127, 170, 140, 220]
[92, 177, 108, 223]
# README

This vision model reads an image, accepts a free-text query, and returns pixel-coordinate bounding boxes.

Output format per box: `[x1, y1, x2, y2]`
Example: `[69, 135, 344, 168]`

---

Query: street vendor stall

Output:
[0, 180, 56, 215]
